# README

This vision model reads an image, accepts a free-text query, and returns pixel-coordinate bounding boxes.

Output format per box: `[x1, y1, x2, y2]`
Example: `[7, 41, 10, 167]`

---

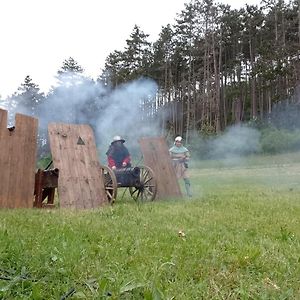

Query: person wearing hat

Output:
[106, 136, 131, 170]
[169, 136, 192, 197]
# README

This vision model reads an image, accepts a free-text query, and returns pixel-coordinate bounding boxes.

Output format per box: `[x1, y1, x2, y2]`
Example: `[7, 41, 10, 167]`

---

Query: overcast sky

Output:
[0, 0, 260, 98]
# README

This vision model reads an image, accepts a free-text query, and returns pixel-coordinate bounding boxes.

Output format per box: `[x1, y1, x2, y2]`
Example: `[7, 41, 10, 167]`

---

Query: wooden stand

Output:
[34, 168, 59, 208]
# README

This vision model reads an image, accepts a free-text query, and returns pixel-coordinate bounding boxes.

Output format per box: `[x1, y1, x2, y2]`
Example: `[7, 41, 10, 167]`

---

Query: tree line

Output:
[102, 0, 300, 143]
[0, 0, 300, 149]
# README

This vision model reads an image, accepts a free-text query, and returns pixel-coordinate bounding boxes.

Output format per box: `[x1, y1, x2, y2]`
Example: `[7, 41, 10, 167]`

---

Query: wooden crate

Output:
[139, 137, 182, 199]
[0, 109, 38, 208]
[48, 123, 107, 209]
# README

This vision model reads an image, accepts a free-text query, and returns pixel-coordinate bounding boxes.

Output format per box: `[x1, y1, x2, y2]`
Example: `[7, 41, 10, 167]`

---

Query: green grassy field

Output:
[1, 153, 300, 299]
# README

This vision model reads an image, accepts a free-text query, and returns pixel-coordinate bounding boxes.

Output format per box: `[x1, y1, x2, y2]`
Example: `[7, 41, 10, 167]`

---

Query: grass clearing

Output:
[1, 152, 300, 299]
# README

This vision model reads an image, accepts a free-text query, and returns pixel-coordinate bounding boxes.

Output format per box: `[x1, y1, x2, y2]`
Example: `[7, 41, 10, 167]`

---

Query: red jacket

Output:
[107, 155, 131, 168]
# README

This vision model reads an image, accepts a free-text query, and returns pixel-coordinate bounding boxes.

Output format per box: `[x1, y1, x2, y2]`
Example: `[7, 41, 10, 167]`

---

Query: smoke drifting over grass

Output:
[210, 125, 261, 162]
[187, 126, 261, 168]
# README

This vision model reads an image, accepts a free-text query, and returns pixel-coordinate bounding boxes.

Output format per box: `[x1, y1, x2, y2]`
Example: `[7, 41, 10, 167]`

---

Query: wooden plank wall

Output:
[48, 123, 107, 209]
[139, 137, 182, 199]
[0, 109, 38, 208]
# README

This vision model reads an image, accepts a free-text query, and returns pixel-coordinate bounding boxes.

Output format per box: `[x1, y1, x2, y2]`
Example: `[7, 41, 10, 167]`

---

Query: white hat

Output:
[175, 136, 183, 142]
[112, 135, 125, 143]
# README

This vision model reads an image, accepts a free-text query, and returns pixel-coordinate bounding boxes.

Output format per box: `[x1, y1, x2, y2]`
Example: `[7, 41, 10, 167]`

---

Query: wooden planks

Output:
[48, 123, 107, 209]
[139, 137, 182, 199]
[0, 109, 38, 208]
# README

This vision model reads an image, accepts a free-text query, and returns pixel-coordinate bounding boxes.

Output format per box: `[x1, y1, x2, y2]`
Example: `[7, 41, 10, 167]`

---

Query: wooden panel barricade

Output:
[48, 123, 107, 209]
[0, 109, 38, 208]
[139, 137, 182, 199]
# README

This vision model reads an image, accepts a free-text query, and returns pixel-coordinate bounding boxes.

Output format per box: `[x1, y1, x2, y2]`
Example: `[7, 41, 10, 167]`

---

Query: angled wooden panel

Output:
[139, 137, 182, 199]
[0, 108, 7, 130]
[0, 109, 10, 208]
[48, 123, 107, 209]
[0, 109, 38, 208]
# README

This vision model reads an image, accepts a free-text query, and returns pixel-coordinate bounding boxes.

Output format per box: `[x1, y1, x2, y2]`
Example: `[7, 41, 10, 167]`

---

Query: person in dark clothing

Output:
[106, 136, 131, 170]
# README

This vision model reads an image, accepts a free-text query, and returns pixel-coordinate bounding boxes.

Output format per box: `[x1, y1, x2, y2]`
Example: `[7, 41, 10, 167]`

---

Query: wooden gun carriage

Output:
[99, 165, 157, 203]
[33, 162, 157, 207]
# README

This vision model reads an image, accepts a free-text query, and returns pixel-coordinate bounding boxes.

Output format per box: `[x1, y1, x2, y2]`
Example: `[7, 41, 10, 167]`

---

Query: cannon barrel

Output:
[132, 167, 140, 177]
[43, 168, 59, 177]
[114, 167, 141, 187]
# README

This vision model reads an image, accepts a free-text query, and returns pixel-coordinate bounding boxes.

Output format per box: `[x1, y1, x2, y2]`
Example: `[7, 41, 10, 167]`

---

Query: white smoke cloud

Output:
[35, 75, 159, 160]
[2, 73, 160, 160]
[94, 78, 159, 159]
[209, 125, 261, 165]
[0, 99, 8, 111]
[38, 73, 103, 128]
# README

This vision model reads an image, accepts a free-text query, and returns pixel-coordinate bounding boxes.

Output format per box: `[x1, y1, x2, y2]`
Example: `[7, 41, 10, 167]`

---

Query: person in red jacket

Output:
[106, 136, 131, 170]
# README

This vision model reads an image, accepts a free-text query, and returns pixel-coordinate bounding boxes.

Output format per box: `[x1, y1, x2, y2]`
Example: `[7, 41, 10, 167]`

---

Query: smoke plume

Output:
[210, 125, 261, 160]
[35, 75, 159, 160]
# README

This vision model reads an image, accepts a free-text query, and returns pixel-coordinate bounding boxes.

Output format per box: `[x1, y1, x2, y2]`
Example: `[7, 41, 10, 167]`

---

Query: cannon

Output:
[34, 160, 156, 206]
[99, 165, 157, 203]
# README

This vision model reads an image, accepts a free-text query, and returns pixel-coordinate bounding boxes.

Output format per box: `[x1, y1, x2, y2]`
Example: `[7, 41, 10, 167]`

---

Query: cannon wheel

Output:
[129, 166, 157, 201]
[99, 165, 117, 203]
